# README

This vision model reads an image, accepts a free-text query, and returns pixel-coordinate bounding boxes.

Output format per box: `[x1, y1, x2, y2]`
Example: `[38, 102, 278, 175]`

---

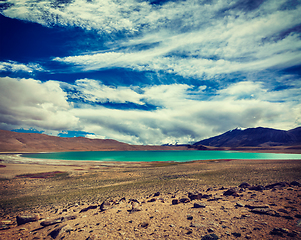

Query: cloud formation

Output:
[1, 77, 299, 144]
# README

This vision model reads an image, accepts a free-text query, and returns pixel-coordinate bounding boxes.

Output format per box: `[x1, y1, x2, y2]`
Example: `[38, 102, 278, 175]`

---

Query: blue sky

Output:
[0, 0, 301, 145]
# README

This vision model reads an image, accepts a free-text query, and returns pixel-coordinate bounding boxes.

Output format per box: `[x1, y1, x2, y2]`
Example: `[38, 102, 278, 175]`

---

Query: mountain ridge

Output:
[193, 126, 301, 148]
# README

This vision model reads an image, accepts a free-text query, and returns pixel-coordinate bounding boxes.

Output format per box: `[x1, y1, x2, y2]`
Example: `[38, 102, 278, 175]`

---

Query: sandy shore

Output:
[0, 156, 301, 239]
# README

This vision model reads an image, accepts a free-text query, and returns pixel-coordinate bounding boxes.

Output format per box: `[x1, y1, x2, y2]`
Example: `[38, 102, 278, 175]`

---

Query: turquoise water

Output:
[22, 151, 301, 162]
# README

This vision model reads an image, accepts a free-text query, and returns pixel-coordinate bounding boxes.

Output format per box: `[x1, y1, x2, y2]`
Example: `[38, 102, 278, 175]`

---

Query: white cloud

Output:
[0, 61, 44, 73]
[0, 77, 78, 130]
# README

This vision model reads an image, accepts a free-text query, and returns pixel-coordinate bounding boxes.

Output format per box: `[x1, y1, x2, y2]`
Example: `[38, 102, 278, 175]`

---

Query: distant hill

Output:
[193, 127, 301, 148]
[0, 130, 188, 152]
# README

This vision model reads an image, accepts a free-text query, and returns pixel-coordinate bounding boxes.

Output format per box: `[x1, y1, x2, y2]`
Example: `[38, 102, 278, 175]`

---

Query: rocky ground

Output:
[0, 158, 301, 239]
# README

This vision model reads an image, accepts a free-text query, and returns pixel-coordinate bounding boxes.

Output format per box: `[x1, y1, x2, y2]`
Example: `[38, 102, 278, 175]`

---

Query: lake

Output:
[22, 150, 301, 162]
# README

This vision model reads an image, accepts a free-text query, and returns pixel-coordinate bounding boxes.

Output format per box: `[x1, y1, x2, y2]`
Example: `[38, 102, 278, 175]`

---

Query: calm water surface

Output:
[22, 151, 301, 162]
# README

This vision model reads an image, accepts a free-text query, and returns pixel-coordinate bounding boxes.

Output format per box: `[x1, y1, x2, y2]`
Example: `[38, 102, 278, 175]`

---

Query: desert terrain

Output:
[0, 155, 301, 240]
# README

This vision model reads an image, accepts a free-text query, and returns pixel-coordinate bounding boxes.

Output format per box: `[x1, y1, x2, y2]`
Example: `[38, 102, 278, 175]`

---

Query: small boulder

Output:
[223, 188, 238, 196]
[249, 185, 265, 191]
[290, 181, 301, 186]
[239, 182, 250, 188]
[172, 199, 179, 205]
[179, 197, 190, 203]
[201, 233, 219, 240]
[100, 200, 111, 211]
[16, 214, 40, 225]
[193, 202, 206, 208]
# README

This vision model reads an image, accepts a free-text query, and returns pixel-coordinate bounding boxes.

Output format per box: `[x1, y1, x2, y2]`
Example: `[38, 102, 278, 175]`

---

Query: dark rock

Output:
[153, 192, 160, 197]
[201, 233, 219, 240]
[249, 185, 265, 191]
[41, 217, 63, 227]
[16, 214, 40, 225]
[188, 192, 202, 200]
[0, 225, 10, 230]
[208, 228, 214, 232]
[232, 232, 241, 237]
[139, 222, 149, 228]
[223, 188, 238, 196]
[295, 214, 301, 218]
[207, 197, 223, 202]
[193, 202, 206, 208]
[179, 197, 190, 203]
[147, 198, 156, 202]
[282, 215, 294, 220]
[172, 199, 179, 205]
[239, 182, 250, 188]
[236, 202, 245, 207]
[48, 224, 68, 239]
[250, 208, 274, 216]
[80, 205, 98, 213]
[129, 202, 142, 213]
[270, 227, 285, 237]
[186, 230, 193, 234]
[290, 181, 301, 186]
[40, 215, 77, 227]
[206, 187, 213, 191]
[187, 214, 193, 220]
[265, 182, 289, 189]
[277, 208, 289, 214]
[201, 194, 213, 199]
[245, 204, 269, 209]
[100, 200, 111, 211]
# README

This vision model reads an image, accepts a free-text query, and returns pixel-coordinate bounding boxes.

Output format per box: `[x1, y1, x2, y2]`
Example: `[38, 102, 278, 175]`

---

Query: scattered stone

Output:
[40, 217, 63, 227]
[249, 185, 265, 191]
[48, 224, 68, 239]
[290, 181, 301, 186]
[80, 205, 98, 213]
[265, 182, 289, 189]
[277, 208, 289, 214]
[0, 225, 10, 230]
[139, 222, 149, 228]
[270, 227, 285, 236]
[207, 197, 223, 202]
[129, 202, 142, 213]
[245, 204, 269, 209]
[201, 194, 213, 199]
[100, 200, 111, 211]
[236, 202, 245, 207]
[239, 182, 250, 188]
[232, 232, 241, 237]
[179, 197, 191, 203]
[201, 233, 219, 240]
[16, 214, 40, 225]
[188, 192, 202, 200]
[250, 208, 274, 216]
[153, 192, 160, 197]
[223, 188, 238, 196]
[172, 199, 179, 205]
[193, 202, 206, 208]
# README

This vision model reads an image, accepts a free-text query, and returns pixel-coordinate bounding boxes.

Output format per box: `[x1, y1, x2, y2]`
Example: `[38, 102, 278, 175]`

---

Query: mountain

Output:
[0, 130, 188, 152]
[193, 127, 301, 148]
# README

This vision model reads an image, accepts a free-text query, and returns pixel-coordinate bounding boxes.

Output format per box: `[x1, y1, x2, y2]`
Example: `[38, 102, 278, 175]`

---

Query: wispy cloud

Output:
[0, 61, 44, 73]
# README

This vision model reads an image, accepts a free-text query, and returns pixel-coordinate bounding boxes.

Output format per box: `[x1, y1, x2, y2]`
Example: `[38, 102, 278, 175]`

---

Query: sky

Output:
[0, 0, 301, 145]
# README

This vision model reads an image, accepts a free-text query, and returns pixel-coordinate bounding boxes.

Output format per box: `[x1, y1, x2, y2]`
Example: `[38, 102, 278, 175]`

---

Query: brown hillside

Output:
[0, 130, 188, 152]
